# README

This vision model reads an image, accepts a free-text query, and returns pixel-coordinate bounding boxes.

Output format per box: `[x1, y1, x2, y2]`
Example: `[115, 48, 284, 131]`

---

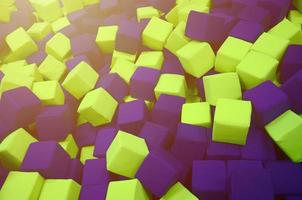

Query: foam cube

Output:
[236, 51, 279, 90]
[0, 128, 37, 170]
[176, 41, 215, 78]
[96, 25, 118, 54]
[0, 73, 34, 93]
[74, 123, 98, 147]
[94, 127, 117, 158]
[251, 32, 289, 60]
[31, 0, 63, 22]
[80, 145, 97, 164]
[288, 10, 302, 26]
[135, 149, 182, 197]
[0, 4, 12, 23]
[106, 179, 149, 200]
[192, 160, 227, 200]
[181, 102, 211, 127]
[227, 160, 264, 177]
[77, 87, 118, 127]
[32, 80, 65, 105]
[27, 22, 52, 41]
[165, 22, 190, 55]
[130, 67, 160, 101]
[21, 141, 71, 179]
[265, 110, 302, 163]
[213, 99, 252, 145]
[79, 184, 107, 200]
[110, 59, 137, 84]
[215, 36, 252, 72]
[61, 0, 83, 14]
[160, 182, 198, 200]
[154, 74, 187, 99]
[135, 51, 164, 70]
[111, 50, 136, 65]
[5, 27, 38, 59]
[139, 122, 170, 149]
[106, 131, 149, 178]
[137, 6, 160, 22]
[82, 158, 110, 187]
[59, 134, 79, 159]
[66, 159, 83, 184]
[203, 72, 242, 106]
[142, 17, 174, 50]
[51, 17, 71, 33]
[38, 55, 67, 81]
[269, 18, 301, 43]
[0, 171, 44, 200]
[206, 140, 242, 160]
[243, 80, 291, 127]
[229, 20, 265, 43]
[39, 179, 81, 200]
[62, 61, 99, 100]
[280, 45, 302, 83]
[45, 33, 71, 61]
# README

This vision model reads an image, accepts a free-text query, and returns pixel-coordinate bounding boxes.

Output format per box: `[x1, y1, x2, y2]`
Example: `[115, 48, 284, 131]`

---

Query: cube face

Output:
[161, 182, 198, 200]
[137, 6, 160, 22]
[229, 20, 264, 43]
[181, 102, 211, 127]
[143, 17, 174, 50]
[236, 51, 279, 90]
[269, 18, 300, 42]
[110, 59, 137, 84]
[0, 171, 44, 200]
[177, 41, 215, 78]
[215, 36, 252, 73]
[106, 131, 149, 178]
[251, 32, 289, 60]
[80, 146, 96, 164]
[135, 51, 164, 70]
[62, 61, 99, 100]
[27, 22, 52, 41]
[38, 55, 67, 81]
[265, 110, 302, 163]
[33, 0, 63, 22]
[165, 22, 190, 55]
[154, 74, 187, 99]
[45, 33, 71, 61]
[213, 99, 252, 145]
[280, 45, 302, 83]
[96, 25, 118, 53]
[203, 72, 242, 106]
[32, 81, 65, 105]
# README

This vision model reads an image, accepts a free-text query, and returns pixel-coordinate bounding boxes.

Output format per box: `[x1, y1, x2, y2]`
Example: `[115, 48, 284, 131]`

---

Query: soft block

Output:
[45, 33, 71, 61]
[215, 36, 252, 72]
[160, 182, 198, 200]
[206, 140, 241, 160]
[265, 110, 302, 163]
[165, 22, 190, 55]
[96, 25, 118, 54]
[94, 127, 117, 158]
[110, 58, 137, 84]
[203, 72, 242, 106]
[59, 134, 79, 159]
[77, 87, 118, 127]
[80, 146, 97, 164]
[74, 123, 98, 147]
[106, 131, 149, 178]
[213, 99, 252, 145]
[176, 41, 215, 78]
[142, 17, 174, 50]
[236, 51, 279, 90]
[27, 22, 52, 41]
[82, 158, 110, 187]
[61, 0, 83, 14]
[32, 80, 65, 105]
[38, 55, 67, 81]
[139, 122, 170, 149]
[79, 184, 107, 200]
[181, 102, 211, 128]
[280, 45, 302, 83]
[154, 74, 187, 99]
[137, 6, 160, 22]
[229, 20, 265, 43]
[0, 73, 34, 93]
[269, 18, 301, 42]
[136, 51, 164, 70]
[31, 0, 63, 22]
[62, 61, 99, 100]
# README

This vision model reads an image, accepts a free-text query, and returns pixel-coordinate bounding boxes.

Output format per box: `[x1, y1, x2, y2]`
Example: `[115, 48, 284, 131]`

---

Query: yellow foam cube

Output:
[31, 0, 63, 22]
[82, 0, 100, 6]
[51, 17, 71, 33]
[0, 73, 34, 93]
[111, 50, 137, 65]
[77, 115, 88, 126]
[61, 0, 84, 14]
[154, 74, 187, 99]
[106, 179, 150, 200]
[137, 6, 161, 22]
[39, 179, 81, 200]
[1, 60, 28, 74]
[0, 4, 12, 23]
[181, 102, 211, 128]
[62, 61, 99, 100]
[177, 41, 215, 78]
[45, 33, 71, 61]
[22, 64, 44, 82]
[251, 32, 289, 60]
[106, 131, 149, 178]
[165, 5, 180, 26]
[32, 80, 65, 105]
[143, 17, 174, 50]
[96, 26, 118, 54]
[110, 58, 137, 84]
[135, 51, 164, 70]
[27, 22, 52, 41]
[38, 55, 67, 81]
[161, 182, 198, 200]
[59, 134, 79, 159]
[165, 22, 191, 55]
[80, 145, 97, 164]
[269, 18, 301, 43]
[0, 128, 37, 170]
[288, 10, 302, 26]
[77, 87, 118, 126]
[5, 27, 38, 59]
[293, 0, 302, 12]
[0, 171, 44, 200]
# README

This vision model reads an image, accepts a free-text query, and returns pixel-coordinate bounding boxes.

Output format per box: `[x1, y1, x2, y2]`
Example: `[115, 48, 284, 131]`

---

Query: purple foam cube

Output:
[170, 124, 208, 166]
[66, 159, 83, 184]
[82, 159, 110, 187]
[97, 73, 128, 102]
[206, 141, 241, 160]
[79, 184, 107, 200]
[241, 128, 276, 161]
[230, 168, 274, 200]
[136, 149, 183, 197]
[130, 67, 160, 101]
[139, 121, 170, 149]
[0, 87, 42, 129]
[94, 127, 117, 158]
[161, 50, 185, 75]
[0, 163, 8, 189]
[21, 141, 71, 179]
[264, 161, 302, 195]
[229, 20, 265, 42]
[243, 80, 291, 127]
[237, 6, 271, 28]
[151, 94, 185, 131]
[0, 121, 14, 143]
[26, 50, 46, 65]
[117, 100, 149, 134]
[66, 55, 90, 71]
[227, 160, 264, 178]
[192, 160, 227, 200]
[212, 0, 231, 8]
[74, 123, 98, 148]
[280, 45, 302, 83]
[35, 105, 76, 141]
[286, 196, 302, 200]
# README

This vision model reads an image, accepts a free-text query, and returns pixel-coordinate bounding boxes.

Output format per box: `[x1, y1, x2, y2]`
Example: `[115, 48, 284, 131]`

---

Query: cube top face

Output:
[32, 80, 64, 105]
[154, 74, 187, 99]
[46, 32, 71, 60]
[161, 182, 198, 200]
[132, 67, 160, 82]
[230, 20, 264, 42]
[269, 18, 300, 41]
[135, 51, 164, 70]
[215, 99, 252, 127]
[96, 25, 118, 42]
[218, 36, 252, 59]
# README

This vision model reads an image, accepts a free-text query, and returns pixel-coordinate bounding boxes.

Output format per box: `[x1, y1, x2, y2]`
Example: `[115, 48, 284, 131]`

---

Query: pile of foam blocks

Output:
[1, 0, 302, 199]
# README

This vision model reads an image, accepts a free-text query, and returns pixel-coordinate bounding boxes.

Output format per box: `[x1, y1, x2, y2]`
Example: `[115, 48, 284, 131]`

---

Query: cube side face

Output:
[181, 102, 211, 127]
[96, 26, 118, 53]
[38, 56, 67, 81]
[213, 122, 249, 145]
[46, 33, 71, 61]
